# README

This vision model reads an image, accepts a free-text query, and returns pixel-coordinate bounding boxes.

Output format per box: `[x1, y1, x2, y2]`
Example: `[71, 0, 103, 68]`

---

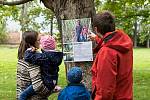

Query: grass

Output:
[0, 45, 150, 100]
[0, 45, 67, 100]
[133, 48, 150, 100]
[0, 45, 17, 100]
[133, 48, 150, 69]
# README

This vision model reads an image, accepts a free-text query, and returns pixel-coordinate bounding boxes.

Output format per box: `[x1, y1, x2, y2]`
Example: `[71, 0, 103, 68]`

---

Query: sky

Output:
[6, 18, 21, 32]
[6, 16, 59, 33]
[5, 0, 58, 33]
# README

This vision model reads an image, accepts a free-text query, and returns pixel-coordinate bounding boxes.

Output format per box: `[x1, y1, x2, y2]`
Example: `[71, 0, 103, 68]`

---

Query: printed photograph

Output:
[63, 43, 73, 53]
[63, 53, 74, 62]
[62, 18, 92, 43]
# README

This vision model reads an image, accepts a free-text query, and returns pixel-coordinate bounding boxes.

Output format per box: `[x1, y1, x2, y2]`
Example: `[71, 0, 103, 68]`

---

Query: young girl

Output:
[19, 35, 63, 100]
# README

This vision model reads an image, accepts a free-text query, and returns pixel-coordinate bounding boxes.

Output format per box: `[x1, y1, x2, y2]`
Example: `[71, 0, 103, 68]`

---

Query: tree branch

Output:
[41, 0, 54, 12]
[0, 0, 33, 6]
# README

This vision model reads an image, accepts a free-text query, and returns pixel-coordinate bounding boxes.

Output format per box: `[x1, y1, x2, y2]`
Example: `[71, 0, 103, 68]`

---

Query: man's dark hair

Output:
[93, 11, 115, 35]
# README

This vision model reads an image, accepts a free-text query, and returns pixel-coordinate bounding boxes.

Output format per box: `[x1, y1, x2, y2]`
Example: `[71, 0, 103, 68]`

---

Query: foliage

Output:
[0, 0, 54, 33]
[95, 0, 150, 45]
[0, 5, 20, 42]
[0, 5, 20, 20]
[54, 32, 62, 50]
[94, 0, 103, 12]
[139, 15, 150, 44]
[19, 0, 54, 32]
[0, 19, 7, 43]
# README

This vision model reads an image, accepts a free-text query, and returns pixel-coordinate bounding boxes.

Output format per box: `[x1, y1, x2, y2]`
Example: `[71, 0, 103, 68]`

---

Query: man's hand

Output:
[88, 31, 97, 41]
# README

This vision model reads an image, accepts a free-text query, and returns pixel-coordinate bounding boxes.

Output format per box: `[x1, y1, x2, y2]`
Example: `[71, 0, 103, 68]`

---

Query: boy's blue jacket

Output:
[58, 83, 91, 100]
[24, 49, 63, 91]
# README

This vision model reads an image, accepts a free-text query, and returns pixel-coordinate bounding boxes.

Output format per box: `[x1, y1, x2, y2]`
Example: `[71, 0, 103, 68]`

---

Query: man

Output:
[75, 20, 83, 42]
[89, 11, 133, 100]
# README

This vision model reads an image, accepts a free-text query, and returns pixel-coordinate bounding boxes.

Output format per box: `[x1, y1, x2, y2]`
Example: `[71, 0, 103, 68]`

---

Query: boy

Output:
[58, 67, 91, 100]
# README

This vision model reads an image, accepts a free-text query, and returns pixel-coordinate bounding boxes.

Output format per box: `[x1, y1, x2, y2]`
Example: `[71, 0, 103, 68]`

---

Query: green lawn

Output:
[133, 48, 150, 100]
[0, 45, 150, 100]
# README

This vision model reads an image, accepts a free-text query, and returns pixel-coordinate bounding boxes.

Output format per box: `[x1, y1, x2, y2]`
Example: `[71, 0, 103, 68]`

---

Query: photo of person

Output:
[75, 20, 83, 42]
[63, 43, 73, 52]
[78, 25, 89, 42]
[62, 18, 92, 43]
[63, 53, 74, 62]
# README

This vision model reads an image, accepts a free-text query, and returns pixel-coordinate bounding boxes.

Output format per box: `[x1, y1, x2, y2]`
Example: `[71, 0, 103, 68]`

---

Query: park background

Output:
[0, 0, 150, 100]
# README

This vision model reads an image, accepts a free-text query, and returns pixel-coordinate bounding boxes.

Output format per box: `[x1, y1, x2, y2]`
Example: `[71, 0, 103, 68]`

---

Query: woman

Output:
[17, 31, 50, 100]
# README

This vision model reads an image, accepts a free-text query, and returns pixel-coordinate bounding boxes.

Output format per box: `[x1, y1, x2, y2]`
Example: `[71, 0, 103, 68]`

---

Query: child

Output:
[79, 25, 88, 42]
[19, 35, 63, 100]
[58, 67, 91, 100]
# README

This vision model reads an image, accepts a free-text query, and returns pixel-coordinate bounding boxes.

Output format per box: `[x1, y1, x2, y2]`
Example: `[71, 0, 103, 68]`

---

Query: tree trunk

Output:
[147, 39, 149, 48]
[20, 3, 29, 32]
[50, 15, 54, 35]
[133, 21, 138, 48]
[147, 33, 150, 48]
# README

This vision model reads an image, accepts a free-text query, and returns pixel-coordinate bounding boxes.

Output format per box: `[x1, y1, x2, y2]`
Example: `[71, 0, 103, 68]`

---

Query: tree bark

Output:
[147, 39, 149, 48]
[147, 32, 150, 48]
[50, 15, 54, 35]
[20, 3, 29, 32]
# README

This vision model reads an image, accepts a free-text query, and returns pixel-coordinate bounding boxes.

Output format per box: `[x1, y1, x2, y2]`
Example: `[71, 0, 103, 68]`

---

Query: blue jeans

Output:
[19, 85, 36, 100]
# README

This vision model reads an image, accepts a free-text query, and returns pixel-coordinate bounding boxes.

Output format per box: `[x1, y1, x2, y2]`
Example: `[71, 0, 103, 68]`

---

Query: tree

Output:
[20, 3, 29, 32]
[0, 4, 20, 42]
[139, 17, 150, 48]
[96, 0, 150, 47]
[0, 18, 7, 43]
[6, 0, 54, 33]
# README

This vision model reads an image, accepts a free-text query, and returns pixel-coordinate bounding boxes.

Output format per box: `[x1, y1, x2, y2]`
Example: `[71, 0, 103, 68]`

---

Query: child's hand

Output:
[31, 46, 36, 52]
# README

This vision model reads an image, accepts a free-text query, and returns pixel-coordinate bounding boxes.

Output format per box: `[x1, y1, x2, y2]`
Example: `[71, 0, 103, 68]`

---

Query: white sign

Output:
[73, 42, 93, 61]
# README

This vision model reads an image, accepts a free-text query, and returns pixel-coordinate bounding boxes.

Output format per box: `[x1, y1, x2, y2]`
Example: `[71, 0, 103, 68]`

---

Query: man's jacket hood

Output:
[103, 30, 133, 53]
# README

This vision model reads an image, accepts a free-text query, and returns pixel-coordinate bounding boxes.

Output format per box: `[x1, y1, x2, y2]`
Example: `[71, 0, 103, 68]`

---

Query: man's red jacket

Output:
[91, 30, 133, 100]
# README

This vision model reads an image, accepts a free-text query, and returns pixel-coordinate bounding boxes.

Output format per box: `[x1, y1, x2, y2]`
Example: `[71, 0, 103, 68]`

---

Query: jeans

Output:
[19, 85, 36, 100]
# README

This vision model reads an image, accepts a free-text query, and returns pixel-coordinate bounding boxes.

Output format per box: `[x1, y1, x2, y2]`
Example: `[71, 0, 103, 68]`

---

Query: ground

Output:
[0, 45, 150, 100]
